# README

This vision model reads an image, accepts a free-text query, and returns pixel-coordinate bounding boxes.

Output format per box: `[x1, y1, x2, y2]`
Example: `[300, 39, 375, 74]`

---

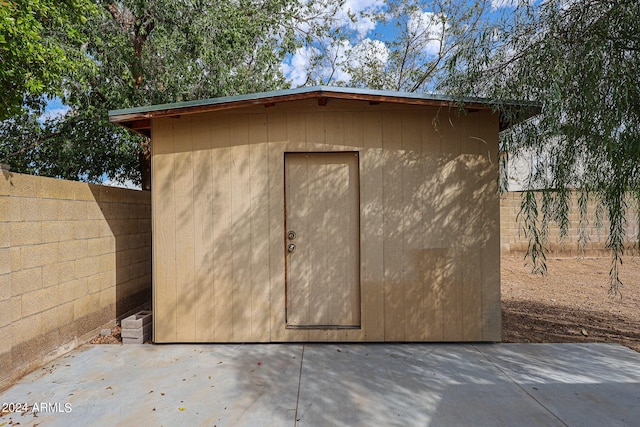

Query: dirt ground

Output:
[502, 256, 640, 352]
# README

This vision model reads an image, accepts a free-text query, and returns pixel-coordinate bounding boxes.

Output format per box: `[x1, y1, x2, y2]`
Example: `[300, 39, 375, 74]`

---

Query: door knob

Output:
[287, 243, 296, 253]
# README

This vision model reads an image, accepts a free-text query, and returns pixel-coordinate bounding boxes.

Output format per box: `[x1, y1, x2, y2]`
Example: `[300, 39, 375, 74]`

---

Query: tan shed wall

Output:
[0, 172, 151, 390]
[152, 99, 500, 343]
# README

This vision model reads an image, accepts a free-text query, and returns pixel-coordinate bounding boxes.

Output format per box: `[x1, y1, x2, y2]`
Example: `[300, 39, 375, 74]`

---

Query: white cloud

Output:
[343, 0, 385, 38]
[407, 10, 446, 56]
[349, 38, 390, 69]
[491, 0, 518, 10]
[283, 0, 386, 86]
[281, 46, 318, 87]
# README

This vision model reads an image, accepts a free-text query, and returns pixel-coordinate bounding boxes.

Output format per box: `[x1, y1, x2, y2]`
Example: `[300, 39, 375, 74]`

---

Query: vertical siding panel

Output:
[192, 114, 214, 342]
[267, 112, 289, 341]
[480, 112, 502, 341]
[173, 116, 196, 341]
[461, 156, 482, 341]
[439, 112, 463, 340]
[382, 110, 405, 341]
[287, 112, 307, 150]
[152, 118, 176, 342]
[342, 110, 362, 150]
[361, 110, 384, 341]
[461, 116, 485, 341]
[401, 112, 424, 340]
[421, 112, 444, 340]
[211, 117, 233, 341]
[322, 111, 344, 151]
[306, 110, 325, 150]
[249, 114, 271, 341]
[229, 114, 252, 341]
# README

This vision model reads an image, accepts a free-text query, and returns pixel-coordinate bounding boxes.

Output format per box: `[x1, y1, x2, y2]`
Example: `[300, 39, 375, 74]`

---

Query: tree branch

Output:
[2, 130, 63, 163]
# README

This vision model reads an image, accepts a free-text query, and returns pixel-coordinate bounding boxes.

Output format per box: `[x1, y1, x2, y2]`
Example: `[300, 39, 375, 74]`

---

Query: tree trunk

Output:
[139, 138, 151, 191]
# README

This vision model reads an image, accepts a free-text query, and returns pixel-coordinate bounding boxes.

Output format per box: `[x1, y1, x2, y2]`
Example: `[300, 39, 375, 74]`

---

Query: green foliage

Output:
[80, 0, 297, 108]
[517, 190, 547, 275]
[0, 111, 139, 183]
[2, 0, 302, 186]
[443, 0, 640, 293]
[0, 0, 95, 120]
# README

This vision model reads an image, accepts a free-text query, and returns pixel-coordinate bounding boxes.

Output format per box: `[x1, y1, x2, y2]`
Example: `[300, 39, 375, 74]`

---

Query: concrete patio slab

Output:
[1, 344, 302, 426]
[0, 343, 638, 426]
[296, 344, 563, 426]
[475, 343, 640, 427]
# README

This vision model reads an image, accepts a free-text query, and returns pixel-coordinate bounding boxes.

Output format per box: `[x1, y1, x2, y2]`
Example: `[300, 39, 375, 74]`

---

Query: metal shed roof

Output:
[108, 86, 539, 137]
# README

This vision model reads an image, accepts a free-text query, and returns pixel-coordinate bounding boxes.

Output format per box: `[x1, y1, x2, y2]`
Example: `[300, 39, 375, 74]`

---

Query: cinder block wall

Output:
[0, 171, 151, 389]
[501, 191, 639, 257]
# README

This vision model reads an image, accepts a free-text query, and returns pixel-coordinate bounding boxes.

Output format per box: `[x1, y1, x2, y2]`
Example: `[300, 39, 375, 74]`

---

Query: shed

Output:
[109, 86, 533, 343]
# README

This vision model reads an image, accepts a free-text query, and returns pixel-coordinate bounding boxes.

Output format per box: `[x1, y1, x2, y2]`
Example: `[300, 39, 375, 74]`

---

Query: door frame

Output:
[283, 151, 362, 329]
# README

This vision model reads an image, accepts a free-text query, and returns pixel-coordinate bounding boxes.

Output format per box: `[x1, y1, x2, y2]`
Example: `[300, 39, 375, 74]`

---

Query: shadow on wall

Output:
[149, 108, 500, 342]
[360, 145, 499, 342]
[153, 114, 275, 342]
[88, 185, 152, 319]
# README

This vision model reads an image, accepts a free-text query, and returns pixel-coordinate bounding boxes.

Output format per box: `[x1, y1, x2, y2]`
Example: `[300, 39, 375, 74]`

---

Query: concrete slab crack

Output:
[472, 344, 569, 427]
[293, 344, 305, 427]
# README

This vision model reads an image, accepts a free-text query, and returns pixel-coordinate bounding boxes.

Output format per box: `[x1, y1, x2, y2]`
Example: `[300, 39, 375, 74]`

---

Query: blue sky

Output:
[40, 96, 70, 122]
[280, 0, 519, 87]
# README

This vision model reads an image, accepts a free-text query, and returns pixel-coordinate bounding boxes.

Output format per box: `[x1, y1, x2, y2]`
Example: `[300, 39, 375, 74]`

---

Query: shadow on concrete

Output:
[1, 343, 639, 426]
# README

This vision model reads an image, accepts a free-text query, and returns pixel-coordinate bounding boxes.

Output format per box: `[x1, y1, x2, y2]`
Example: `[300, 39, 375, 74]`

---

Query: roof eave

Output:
[108, 86, 540, 135]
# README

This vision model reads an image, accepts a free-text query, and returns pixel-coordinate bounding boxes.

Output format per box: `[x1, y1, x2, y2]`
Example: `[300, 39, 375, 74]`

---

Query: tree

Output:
[287, 0, 490, 92]
[442, 0, 640, 294]
[2, 0, 311, 187]
[0, 0, 95, 120]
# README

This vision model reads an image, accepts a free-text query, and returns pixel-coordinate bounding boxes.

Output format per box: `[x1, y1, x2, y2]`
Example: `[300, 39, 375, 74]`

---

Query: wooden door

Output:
[285, 152, 361, 328]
